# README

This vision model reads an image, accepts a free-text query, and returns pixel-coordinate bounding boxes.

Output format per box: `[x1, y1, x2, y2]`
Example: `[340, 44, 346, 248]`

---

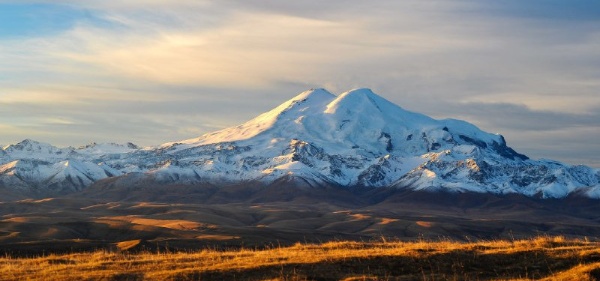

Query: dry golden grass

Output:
[1, 236, 600, 280]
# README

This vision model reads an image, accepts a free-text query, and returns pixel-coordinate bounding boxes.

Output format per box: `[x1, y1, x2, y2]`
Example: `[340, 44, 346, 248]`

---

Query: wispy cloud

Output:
[0, 1, 599, 166]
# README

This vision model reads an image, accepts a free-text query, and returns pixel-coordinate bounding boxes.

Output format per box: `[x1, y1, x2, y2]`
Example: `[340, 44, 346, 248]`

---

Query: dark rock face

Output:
[286, 140, 327, 168]
[458, 134, 527, 161]
[379, 132, 393, 152]
[491, 139, 529, 161]
[459, 135, 488, 149]
[126, 142, 139, 149]
[358, 157, 391, 186]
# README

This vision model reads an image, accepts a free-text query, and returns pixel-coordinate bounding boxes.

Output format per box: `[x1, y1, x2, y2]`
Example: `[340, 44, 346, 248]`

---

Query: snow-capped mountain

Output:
[0, 140, 135, 195]
[1, 88, 599, 198]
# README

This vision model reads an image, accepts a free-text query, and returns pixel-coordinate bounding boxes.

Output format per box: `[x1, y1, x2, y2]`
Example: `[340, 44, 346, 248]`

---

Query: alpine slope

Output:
[1, 88, 598, 198]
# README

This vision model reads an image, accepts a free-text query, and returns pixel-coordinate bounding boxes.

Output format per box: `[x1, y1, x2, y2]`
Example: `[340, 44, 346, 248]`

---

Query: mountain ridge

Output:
[0, 88, 598, 199]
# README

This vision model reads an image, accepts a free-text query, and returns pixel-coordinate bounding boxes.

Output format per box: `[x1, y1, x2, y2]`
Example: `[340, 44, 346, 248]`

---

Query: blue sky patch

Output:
[0, 3, 114, 38]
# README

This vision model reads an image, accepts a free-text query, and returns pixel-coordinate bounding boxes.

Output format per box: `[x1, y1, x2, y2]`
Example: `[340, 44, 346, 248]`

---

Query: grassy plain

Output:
[2, 236, 600, 280]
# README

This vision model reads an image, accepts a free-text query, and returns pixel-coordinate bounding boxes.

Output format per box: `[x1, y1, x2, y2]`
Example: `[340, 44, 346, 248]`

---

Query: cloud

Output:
[441, 102, 600, 131]
[474, 0, 600, 22]
[0, 1, 599, 167]
[505, 127, 600, 168]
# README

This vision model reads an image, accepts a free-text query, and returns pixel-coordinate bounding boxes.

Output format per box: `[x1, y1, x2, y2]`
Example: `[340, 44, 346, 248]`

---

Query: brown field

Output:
[3, 187, 600, 280]
[2, 236, 600, 280]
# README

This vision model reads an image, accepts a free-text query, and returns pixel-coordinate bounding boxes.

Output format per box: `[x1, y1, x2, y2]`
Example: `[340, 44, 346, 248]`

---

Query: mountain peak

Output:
[333, 88, 383, 105]
[17, 139, 44, 146]
[179, 88, 492, 150]
[4, 139, 56, 152]
[343, 87, 378, 97]
[75, 142, 140, 155]
[325, 88, 384, 114]
[0, 88, 598, 199]
[289, 88, 335, 103]
[176, 88, 337, 146]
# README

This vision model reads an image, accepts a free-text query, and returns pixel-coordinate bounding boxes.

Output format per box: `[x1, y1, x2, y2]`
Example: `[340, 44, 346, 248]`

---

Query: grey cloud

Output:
[0, 86, 288, 147]
[504, 127, 600, 168]
[4, 107, 177, 147]
[472, 0, 600, 22]
[441, 102, 600, 131]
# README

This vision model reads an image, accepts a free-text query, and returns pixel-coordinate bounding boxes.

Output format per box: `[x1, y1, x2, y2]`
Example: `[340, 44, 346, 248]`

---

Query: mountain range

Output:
[3, 88, 600, 253]
[1, 88, 599, 199]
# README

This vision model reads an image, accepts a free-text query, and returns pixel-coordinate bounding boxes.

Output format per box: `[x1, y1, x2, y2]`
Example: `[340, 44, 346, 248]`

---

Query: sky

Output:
[0, 1, 599, 168]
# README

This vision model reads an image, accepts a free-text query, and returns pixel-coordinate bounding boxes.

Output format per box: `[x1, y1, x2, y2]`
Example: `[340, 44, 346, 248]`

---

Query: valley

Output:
[1, 186, 599, 255]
